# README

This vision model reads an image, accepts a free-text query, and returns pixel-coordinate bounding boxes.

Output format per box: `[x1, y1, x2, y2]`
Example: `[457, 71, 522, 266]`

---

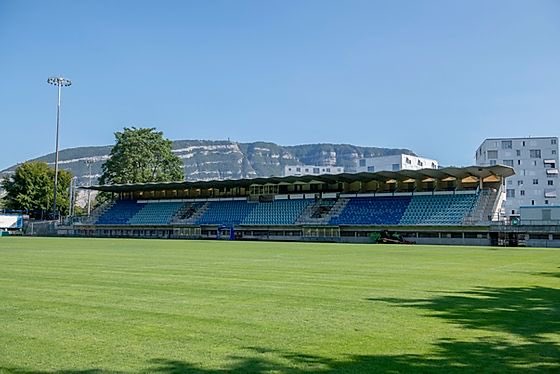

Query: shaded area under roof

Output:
[81, 165, 515, 193]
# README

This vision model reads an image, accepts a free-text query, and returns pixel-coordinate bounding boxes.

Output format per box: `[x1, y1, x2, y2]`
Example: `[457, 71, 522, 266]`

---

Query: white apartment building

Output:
[475, 137, 559, 216]
[355, 154, 438, 173]
[283, 165, 344, 177]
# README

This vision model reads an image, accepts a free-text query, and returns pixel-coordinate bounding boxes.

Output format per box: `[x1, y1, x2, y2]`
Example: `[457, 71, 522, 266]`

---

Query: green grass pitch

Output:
[0, 237, 559, 373]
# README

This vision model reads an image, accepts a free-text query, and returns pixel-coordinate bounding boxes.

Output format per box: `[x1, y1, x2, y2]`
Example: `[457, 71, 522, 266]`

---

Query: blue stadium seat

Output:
[399, 193, 478, 225]
[94, 193, 481, 227]
[196, 200, 255, 225]
[241, 199, 313, 225]
[330, 196, 411, 225]
[95, 200, 145, 225]
[128, 202, 185, 225]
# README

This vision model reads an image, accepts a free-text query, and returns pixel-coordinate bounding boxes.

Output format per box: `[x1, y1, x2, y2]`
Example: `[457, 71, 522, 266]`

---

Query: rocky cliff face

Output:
[1, 140, 414, 186]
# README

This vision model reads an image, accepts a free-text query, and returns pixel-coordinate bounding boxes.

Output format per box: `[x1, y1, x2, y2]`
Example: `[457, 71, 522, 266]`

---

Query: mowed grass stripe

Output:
[1, 237, 559, 373]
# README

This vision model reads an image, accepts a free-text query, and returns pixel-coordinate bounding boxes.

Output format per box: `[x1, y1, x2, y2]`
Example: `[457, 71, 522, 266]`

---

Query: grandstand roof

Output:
[82, 165, 514, 193]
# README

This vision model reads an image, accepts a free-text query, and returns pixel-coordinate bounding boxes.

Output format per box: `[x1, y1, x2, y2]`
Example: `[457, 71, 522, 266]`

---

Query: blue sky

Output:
[1, 0, 559, 170]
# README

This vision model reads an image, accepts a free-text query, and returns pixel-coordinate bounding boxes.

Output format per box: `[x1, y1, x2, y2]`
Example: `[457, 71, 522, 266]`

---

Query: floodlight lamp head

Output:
[47, 76, 72, 87]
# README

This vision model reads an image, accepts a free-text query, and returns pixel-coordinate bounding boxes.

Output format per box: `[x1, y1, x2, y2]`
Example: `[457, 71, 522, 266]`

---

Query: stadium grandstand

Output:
[63, 165, 535, 246]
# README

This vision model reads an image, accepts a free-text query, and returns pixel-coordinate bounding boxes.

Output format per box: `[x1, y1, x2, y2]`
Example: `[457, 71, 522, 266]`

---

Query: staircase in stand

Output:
[464, 189, 498, 225]
[297, 198, 347, 225]
[84, 200, 114, 224]
[172, 202, 209, 225]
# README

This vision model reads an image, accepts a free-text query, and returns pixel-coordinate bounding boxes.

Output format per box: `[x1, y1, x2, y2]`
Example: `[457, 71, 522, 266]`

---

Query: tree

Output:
[100, 127, 184, 185]
[1, 161, 72, 217]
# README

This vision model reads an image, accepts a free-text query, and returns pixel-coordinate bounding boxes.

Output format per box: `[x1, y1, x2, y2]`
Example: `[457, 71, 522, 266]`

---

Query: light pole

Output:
[47, 76, 72, 219]
[85, 159, 93, 216]
[69, 176, 77, 217]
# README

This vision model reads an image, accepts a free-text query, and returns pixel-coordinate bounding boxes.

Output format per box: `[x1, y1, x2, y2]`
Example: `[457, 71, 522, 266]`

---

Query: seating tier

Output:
[400, 194, 477, 225]
[242, 199, 312, 225]
[330, 196, 411, 225]
[128, 202, 185, 225]
[195, 200, 255, 226]
[95, 201, 145, 225]
[93, 193, 481, 227]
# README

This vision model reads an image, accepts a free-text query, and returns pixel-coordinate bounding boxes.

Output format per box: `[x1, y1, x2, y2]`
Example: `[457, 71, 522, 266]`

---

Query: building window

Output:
[417, 160, 423, 166]
[296, 167, 301, 172]
[313, 168, 320, 174]
[367, 166, 375, 172]
[552, 139, 557, 145]
[405, 157, 412, 164]
[553, 150, 557, 155]
[533, 179, 539, 185]
[517, 160, 521, 165]
[305, 168, 309, 172]
[522, 141, 526, 147]
[487, 150, 498, 159]
[516, 150, 521, 156]
[545, 200, 549, 205]
[506, 189, 515, 198]
[544, 189, 557, 198]
[548, 180, 554, 186]
[359, 159, 366, 167]
[503, 160, 514, 167]
[489, 160, 497, 166]
[520, 190, 525, 196]
[531, 200, 535, 205]
[517, 180, 523, 186]
[502, 140, 512, 149]
[326, 168, 331, 172]
[530, 149, 541, 158]
[392, 164, 400, 171]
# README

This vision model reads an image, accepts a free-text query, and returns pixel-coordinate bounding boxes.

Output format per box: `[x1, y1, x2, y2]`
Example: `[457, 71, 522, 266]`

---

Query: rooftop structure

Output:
[84, 165, 513, 196]
[284, 165, 344, 177]
[355, 154, 438, 173]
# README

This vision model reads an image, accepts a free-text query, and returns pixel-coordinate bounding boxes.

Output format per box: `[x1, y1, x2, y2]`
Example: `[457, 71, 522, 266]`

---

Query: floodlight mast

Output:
[47, 76, 72, 219]
[85, 159, 94, 216]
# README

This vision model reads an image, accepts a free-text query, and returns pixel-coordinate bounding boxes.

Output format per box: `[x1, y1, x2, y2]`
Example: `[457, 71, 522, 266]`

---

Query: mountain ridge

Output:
[1, 140, 415, 185]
